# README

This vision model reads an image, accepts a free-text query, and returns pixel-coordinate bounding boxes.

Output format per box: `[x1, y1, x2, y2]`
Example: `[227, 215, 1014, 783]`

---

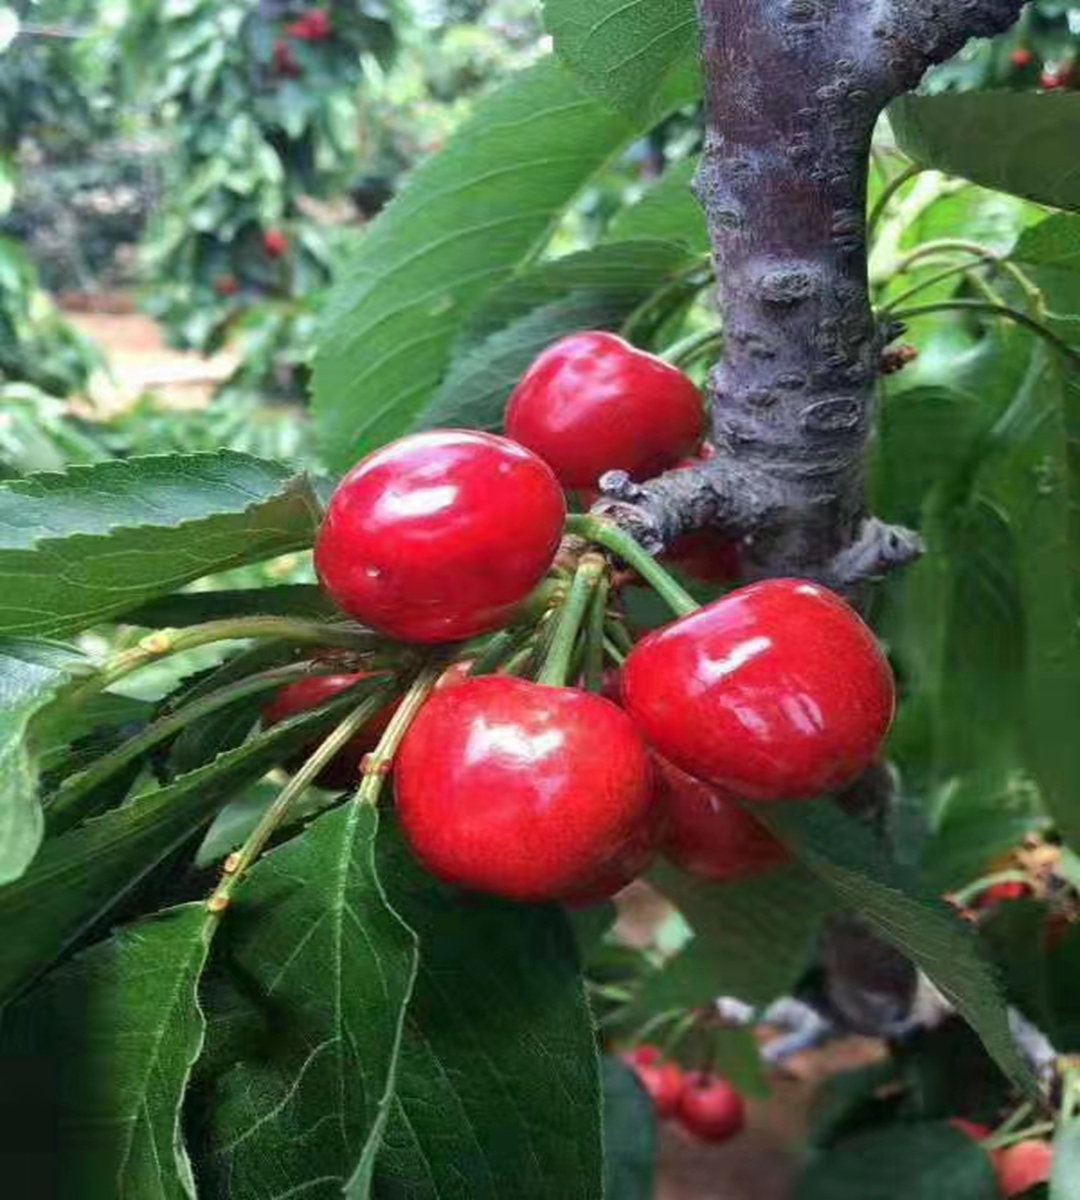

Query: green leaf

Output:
[890, 94, 1080, 213]
[795, 1123, 1001, 1200]
[312, 57, 665, 472]
[757, 801, 1040, 1099]
[0, 639, 81, 883]
[200, 804, 417, 1200]
[374, 820, 603, 1200]
[542, 0, 700, 114]
[605, 157, 708, 253]
[643, 860, 835, 1008]
[119, 584, 335, 628]
[0, 453, 321, 638]
[416, 240, 695, 432]
[601, 1057, 656, 1200]
[1013, 213, 1080, 273]
[0, 904, 209, 1199]
[979, 352, 1080, 851]
[0, 696, 358, 1007]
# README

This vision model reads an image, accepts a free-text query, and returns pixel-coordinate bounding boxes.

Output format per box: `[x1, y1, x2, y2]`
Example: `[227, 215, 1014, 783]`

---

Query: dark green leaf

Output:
[601, 1057, 656, 1200]
[758, 802, 1040, 1099]
[313, 58, 666, 471]
[417, 240, 695, 432]
[0, 639, 83, 882]
[979, 352, 1080, 851]
[1013, 213, 1080, 273]
[200, 804, 417, 1200]
[374, 820, 603, 1200]
[119, 585, 335, 628]
[0, 693, 360, 1006]
[890, 94, 1080, 213]
[606, 157, 707, 253]
[542, 0, 700, 114]
[0, 452, 321, 638]
[979, 899, 1055, 1038]
[795, 1122, 1000, 1200]
[0, 904, 209, 1199]
[644, 860, 835, 1008]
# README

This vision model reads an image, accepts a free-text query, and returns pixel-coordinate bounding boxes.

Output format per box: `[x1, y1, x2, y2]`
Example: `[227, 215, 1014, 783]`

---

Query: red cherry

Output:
[1010, 47, 1034, 68]
[949, 1118, 992, 1142]
[505, 332, 705, 491]
[1042, 70, 1065, 90]
[978, 880, 1032, 907]
[622, 580, 895, 801]
[676, 1073, 746, 1143]
[263, 229, 290, 258]
[560, 791, 662, 907]
[315, 430, 565, 644]
[994, 1140, 1053, 1197]
[262, 672, 394, 789]
[273, 39, 302, 77]
[394, 676, 655, 902]
[215, 274, 240, 297]
[635, 1061, 685, 1119]
[624, 1044, 662, 1068]
[655, 756, 788, 881]
[286, 9, 332, 40]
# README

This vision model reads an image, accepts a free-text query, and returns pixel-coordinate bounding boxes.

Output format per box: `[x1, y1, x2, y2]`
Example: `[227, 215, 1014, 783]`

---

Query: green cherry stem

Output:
[206, 678, 422, 913]
[45, 661, 354, 833]
[538, 554, 606, 687]
[66, 616, 383, 705]
[355, 664, 445, 807]
[567, 514, 700, 619]
[583, 571, 609, 693]
[984, 1122, 1056, 1152]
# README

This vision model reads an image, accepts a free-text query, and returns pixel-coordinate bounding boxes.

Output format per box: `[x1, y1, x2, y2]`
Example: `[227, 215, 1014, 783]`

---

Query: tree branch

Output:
[597, 0, 1025, 586]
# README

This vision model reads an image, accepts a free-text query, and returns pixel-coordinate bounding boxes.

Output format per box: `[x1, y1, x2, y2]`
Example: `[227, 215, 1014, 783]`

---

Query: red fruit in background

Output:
[1010, 47, 1034, 68]
[394, 677, 655, 902]
[635, 1061, 685, 1119]
[505, 332, 704, 491]
[262, 672, 394, 789]
[676, 1074, 746, 1143]
[978, 880, 1032, 907]
[949, 1118, 993, 1142]
[994, 1140, 1053, 1197]
[264, 229, 290, 258]
[622, 580, 895, 801]
[625, 1044, 662, 1068]
[655, 756, 788, 881]
[286, 9, 332, 40]
[273, 39, 302, 77]
[315, 430, 565, 644]
[215, 274, 240, 297]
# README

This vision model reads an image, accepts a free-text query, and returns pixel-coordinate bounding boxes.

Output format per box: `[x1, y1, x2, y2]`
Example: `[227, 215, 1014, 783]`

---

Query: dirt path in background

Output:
[62, 299, 238, 415]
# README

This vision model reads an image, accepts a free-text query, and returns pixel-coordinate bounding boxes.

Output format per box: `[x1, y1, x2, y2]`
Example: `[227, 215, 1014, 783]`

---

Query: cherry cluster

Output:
[273, 8, 333, 79]
[623, 1045, 746, 1145]
[274, 331, 896, 906]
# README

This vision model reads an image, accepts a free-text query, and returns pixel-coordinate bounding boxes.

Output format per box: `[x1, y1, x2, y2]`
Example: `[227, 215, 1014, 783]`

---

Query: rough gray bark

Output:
[598, 0, 1026, 585]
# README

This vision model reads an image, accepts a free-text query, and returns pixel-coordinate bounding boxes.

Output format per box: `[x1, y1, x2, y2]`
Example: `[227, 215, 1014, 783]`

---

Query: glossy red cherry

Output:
[263, 228, 290, 258]
[635, 1061, 685, 1119]
[561, 794, 662, 907]
[505, 332, 705, 491]
[622, 580, 895, 801]
[995, 1140, 1053, 1197]
[676, 1074, 746, 1143]
[394, 676, 655, 902]
[624, 1044, 662, 1068]
[262, 672, 393, 789]
[978, 880, 1032, 907]
[655, 756, 788, 881]
[315, 430, 565, 644]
